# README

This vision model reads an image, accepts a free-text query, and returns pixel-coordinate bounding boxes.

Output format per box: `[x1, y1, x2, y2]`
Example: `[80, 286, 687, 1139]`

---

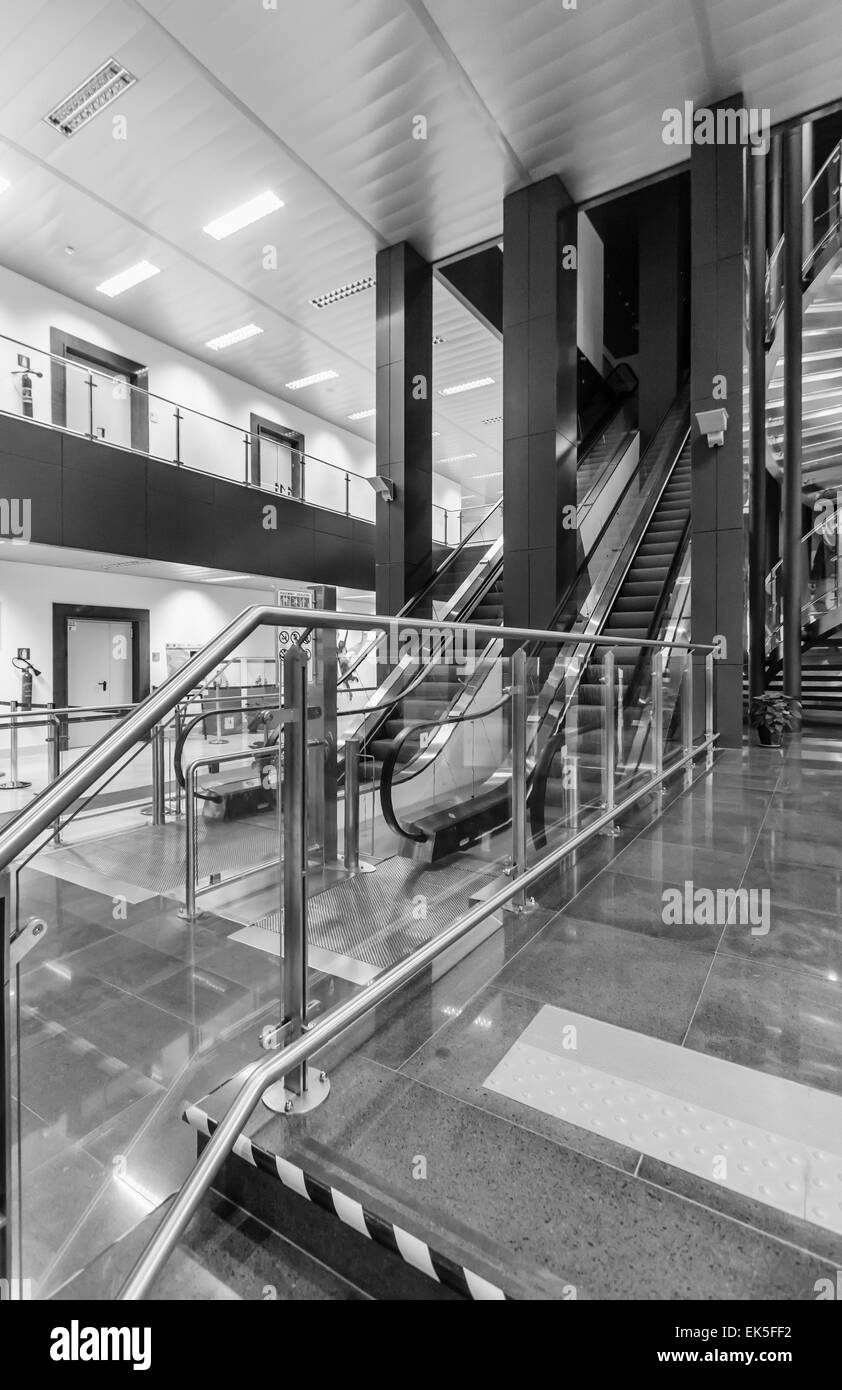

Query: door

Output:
[67, 619, 133, 748]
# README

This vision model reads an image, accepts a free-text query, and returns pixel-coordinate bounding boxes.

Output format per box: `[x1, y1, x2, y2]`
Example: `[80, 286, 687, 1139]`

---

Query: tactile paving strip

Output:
[40, 819, 278, 894]
[253, 857, 493, 972]
[484, 1006, 842, 1236]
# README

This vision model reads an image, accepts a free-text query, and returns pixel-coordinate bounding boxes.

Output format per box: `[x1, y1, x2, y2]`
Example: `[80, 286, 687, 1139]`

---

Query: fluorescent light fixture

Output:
[44, 58, 136, 138]
[96, 260, 160, 298]
[203, 191, 284, 240]
[205, 574, 253, 584]
[438, 453, 477, 463]
[472, 471, 503, 480]
[0, 177, 10, 196]
[206, 323, 263, 351]
[310, 276, 375, 308]
[348, 408, 376, 420]
[440, 377, 495, 396]
[285, 370, 339, 390]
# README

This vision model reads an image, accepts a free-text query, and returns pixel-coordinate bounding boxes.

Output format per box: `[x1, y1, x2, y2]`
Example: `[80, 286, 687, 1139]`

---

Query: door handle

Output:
[97, 680, 108, 691]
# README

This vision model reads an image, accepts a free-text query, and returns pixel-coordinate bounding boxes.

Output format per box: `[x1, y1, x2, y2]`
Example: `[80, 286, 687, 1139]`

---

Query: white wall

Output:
[0, 556, 285, 726]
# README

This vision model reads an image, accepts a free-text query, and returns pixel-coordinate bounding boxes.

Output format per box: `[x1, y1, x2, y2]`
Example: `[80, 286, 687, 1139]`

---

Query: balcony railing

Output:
[0, 332, 381, 521]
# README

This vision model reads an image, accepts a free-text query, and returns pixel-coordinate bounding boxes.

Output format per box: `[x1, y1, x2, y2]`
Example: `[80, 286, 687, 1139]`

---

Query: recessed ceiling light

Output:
[96, 260, 160, 297]
[44, 59, 137, 138]
[64, 245, 76, 256]
[310, 276, 375, 308]
[206, 323, 263, 351]
[438, 453, 477, 463]
[0, 177, 11, 196]
[348, 409, 376, 420]
[472, 471, 503, 480]
[203, 191, 284, 241]
[285, 370, 339, 390]
[205, 574, 253, 584]
[432, 431, 441, 438]
[440, 377, 495, 395]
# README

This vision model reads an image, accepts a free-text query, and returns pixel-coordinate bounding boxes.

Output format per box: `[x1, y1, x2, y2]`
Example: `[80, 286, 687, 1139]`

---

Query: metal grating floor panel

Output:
[254, 857, 494, 972]
[38, 818, 278, 895]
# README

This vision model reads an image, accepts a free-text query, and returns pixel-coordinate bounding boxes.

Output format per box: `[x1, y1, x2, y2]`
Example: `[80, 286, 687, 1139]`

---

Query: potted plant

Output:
[749, 692, 801, 746]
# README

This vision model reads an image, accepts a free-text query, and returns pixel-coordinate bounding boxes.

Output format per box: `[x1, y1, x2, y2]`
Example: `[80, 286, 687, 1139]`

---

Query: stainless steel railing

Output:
[118, 632, 716, 1299]
[0, 603, 717, 1300]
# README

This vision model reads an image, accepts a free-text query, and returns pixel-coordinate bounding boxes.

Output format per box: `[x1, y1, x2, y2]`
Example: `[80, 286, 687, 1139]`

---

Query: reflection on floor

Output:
[12, 733, 842, 1299]
[189, 734, 842, 1299]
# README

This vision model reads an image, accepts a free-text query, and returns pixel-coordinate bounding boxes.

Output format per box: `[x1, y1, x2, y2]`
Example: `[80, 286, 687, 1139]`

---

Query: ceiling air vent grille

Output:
[44, 59, 137, 138]
[310, 276, 375, 309]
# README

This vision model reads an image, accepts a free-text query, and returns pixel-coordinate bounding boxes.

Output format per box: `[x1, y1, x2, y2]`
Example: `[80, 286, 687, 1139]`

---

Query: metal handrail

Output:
[118, 722, 718, 1299]
[0, 606, 711, 875]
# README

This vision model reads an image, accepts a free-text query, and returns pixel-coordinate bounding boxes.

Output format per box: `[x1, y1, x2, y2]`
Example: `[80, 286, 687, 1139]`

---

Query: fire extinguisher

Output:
[12, 361, 44, 420]
[12, 653, 41, 711]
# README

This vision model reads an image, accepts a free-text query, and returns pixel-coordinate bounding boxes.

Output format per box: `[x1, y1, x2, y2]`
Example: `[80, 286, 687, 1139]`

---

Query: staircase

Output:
[765, 643, 842, 725]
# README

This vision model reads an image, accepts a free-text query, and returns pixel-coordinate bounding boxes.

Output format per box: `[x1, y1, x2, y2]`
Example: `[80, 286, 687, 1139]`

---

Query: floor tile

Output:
[68, 934, 182, 993]
[492, 914, 712, 1041]
[686, 954, 842, 1097]
[402, 984, 641, 1172]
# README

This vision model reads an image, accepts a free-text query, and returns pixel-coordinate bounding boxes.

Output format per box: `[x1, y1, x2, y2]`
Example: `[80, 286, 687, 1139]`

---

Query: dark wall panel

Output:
[0, 417, 375, 589]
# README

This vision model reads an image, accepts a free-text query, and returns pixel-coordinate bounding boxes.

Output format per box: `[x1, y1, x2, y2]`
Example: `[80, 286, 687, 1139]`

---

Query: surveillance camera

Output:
[368, 475, 395, 501]
[695, 408, 729, 448]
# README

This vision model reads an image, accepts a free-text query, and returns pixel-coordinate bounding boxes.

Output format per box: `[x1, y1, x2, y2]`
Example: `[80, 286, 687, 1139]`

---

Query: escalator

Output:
[539, 439, 691, 819]
[378, 389, 690, 860]
[350, 376, 640, 789]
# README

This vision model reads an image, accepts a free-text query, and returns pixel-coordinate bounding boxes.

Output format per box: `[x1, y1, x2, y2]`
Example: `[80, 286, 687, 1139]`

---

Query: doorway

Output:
[50, 328, 150, 452]
[249, 413, 305, 497]
[53, 603, 150, 751]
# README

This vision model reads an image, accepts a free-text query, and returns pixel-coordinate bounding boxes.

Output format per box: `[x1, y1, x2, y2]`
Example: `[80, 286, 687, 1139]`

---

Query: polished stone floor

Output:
[196, 734, 842, 1299]
[11, 733, 842, 1298]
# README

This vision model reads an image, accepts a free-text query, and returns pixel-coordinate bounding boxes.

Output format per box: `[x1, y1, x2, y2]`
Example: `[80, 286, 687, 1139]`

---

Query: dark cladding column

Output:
[639, 182, 685, 448]
[782, 129, 804, 709]
[503, 177, 578, 631]
[748, 149, 768, 701]
[690, 98, 748, 748]
[375, 242, 433, 616]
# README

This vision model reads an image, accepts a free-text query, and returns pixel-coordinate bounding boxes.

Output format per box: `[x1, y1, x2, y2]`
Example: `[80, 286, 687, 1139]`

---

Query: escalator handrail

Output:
[379, 688, 513, 841]
[323, 495, 504, 693]
[623, 509, 693, 711]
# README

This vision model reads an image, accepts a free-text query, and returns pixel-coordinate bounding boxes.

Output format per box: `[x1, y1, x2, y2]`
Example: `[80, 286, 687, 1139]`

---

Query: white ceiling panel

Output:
[0, 0, 840, 453]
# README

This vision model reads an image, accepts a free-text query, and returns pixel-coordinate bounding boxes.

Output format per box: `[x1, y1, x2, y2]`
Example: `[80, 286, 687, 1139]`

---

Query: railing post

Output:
[172, 707, 183, 819]
[152, 726, 166, 827]
[651, 648, 664, 783]
[178, 764, 201, 921]
[46, 714, 62, 845]
[507, 647, 535, 914]
[343, 737, 361, 874]
[344, 472, 350, 516]
[6, 702, 29, 791]
[264, 643, 329, 1114]
[681, 652, 695, 788]
[601, 648, 620, 835]
[705, 651, 715, 768]
[243, 433, 251, 485]
[86, 373, 95, 438]
[173, 408, 182, 465]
